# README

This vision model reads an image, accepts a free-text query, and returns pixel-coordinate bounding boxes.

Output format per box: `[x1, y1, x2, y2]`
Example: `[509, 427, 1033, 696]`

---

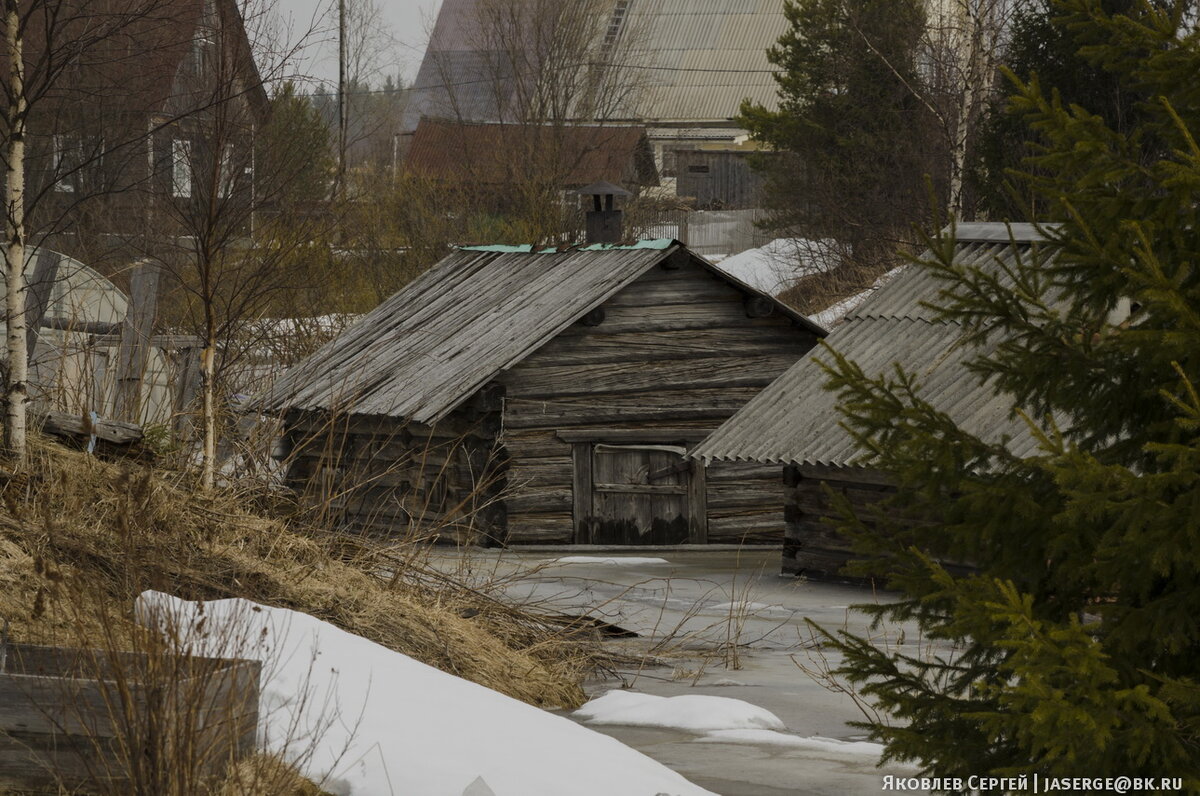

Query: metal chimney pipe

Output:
[577, 181, 631, 244]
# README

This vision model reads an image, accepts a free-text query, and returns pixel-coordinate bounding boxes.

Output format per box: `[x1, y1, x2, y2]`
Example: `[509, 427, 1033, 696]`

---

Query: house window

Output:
[219, 143, 235, 198]
[171, 139, 192, 198]
[51, 135, 78, 193]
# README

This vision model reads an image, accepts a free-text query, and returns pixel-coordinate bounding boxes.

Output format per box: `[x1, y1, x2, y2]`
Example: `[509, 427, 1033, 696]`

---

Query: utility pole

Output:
[337, 0, 347, 194]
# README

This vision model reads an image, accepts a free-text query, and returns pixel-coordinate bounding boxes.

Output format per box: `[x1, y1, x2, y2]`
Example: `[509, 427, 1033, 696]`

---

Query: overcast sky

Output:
[274, 0, 442, 89]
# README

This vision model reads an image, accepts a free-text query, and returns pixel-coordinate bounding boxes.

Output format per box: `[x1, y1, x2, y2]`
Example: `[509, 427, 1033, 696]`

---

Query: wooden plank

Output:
[506, 456, 573, 489]
[556, 301, 795, 335]
[708, 514, 783, 538]
[506, 488, 572, 515]
[24, 249, 60, 365]
[172, 345, 202, 435]
[91, 333, 203, 349]
[114, 260, 160, 423]
[707, 461, 784, 482]
[688, 460, 707, 544]
[34, 409, 143, 446]
[41, 317, 122, 335]
[506, 513, 573, 543]
[525, 328, 813, 367]
[571, 442, 592, 544]
[602, 277, 744, 308]
[796, 463, 895, 487]
[594, 483, 687, 495]
[498, 354, 796, 400]
[556, 428, 713, 443]
[705, 479, 780, 510]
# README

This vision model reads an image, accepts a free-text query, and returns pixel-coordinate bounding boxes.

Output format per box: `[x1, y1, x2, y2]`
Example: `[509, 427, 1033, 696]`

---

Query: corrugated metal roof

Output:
[402, 0, 788, 131]
[258, 241, 824, 422]
[691, 225, 1055, 466]
[623, 2, 786, 123]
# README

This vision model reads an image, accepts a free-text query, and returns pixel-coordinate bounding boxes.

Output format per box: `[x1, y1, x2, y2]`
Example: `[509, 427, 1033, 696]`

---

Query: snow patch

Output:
[712, 238, 839, 294]
[546, 556, 672, 566]
[696, 730, 884, 757]
[574, 689, 786, 733]
[135, 592, 713, 796]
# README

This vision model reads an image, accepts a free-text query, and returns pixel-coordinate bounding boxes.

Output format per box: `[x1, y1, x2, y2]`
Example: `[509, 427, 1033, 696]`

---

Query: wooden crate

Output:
[0, 643, 260, 794]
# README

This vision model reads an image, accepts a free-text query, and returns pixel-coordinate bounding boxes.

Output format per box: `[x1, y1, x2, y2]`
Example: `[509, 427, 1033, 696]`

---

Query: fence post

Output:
[114, 260, 160, 424]
[24, 249, 61, 367]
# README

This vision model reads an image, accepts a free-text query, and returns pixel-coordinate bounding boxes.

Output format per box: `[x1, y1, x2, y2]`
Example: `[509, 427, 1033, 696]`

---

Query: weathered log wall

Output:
[783, 464, 896, 578]
[281, 391, 505, 543]
[497, 255, 817, 544]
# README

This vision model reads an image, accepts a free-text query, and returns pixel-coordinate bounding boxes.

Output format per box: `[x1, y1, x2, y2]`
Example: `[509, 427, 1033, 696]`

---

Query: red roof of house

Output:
[405, 119, 659, 189]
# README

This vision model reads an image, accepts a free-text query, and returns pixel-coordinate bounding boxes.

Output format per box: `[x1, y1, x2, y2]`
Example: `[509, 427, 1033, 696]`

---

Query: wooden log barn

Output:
[689, 224, 1057, 577]
[257, 239, 827, 545]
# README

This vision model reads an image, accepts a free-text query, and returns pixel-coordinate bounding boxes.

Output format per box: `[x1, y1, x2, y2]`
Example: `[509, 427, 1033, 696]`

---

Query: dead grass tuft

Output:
[0, 437, 589, 710]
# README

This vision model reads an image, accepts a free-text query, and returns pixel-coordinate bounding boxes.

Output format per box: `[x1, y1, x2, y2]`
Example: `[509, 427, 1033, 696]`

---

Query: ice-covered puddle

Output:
[423, 548, 932, 795]
[136, 592, 715, 796]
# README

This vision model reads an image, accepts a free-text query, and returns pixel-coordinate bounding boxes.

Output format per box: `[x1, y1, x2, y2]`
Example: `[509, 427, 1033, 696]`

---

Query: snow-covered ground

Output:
[136, 592, 715, 796]
[135, 549, 933, 796]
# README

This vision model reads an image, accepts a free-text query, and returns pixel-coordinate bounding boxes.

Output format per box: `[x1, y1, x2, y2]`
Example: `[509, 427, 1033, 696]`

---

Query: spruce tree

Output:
[968, 0, 1148, 218]
[737, 0, 940, 262]
[818, 0, 1200, 784]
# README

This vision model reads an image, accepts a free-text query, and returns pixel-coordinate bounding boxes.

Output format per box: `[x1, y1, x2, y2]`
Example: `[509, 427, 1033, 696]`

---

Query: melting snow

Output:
[546, 556, 672, 566]
[574, 689, 787, 733]
[136, 592, 714, 796]
[711, 238, 839, 294]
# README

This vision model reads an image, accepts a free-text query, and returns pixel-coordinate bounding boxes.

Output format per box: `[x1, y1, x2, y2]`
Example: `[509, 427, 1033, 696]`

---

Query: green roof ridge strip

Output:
[456, 239, 676, 253]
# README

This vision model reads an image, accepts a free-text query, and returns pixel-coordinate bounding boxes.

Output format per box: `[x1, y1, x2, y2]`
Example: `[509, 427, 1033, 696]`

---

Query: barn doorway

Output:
[592, 443, 690, 544]
[566, 434, 709, 545]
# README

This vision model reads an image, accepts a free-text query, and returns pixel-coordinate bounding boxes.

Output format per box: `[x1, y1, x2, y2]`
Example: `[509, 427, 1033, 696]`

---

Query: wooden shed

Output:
[690, 224, 1055, 577]
[258, 239, 826, 545]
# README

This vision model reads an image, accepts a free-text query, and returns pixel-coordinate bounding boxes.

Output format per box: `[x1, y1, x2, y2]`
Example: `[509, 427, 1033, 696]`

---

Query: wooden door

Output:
[590, 443, 690, 544]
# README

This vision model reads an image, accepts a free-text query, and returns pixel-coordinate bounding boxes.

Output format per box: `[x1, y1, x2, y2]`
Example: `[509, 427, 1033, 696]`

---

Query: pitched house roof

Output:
[405, 120, 659, 188]
[619, 0, 788, 124]
[258, 240, 825, 423]
[690, 224, 1056, 467]
[22, 0, 267, 124]
[401, 0, 788, 132]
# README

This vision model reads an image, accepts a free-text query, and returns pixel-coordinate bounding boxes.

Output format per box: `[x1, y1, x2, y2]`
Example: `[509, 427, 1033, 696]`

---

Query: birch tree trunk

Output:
[200, 340, 216, 490]
[3, 0, 28, 465]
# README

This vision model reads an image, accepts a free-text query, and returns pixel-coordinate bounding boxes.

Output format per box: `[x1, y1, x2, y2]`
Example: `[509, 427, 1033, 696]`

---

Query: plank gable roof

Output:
[258, 241, 824, 423]
[690, 224, 1056, 467]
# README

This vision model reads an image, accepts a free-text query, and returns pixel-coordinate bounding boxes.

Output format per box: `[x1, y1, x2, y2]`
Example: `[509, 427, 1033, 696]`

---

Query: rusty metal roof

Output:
[404, 120, 659, 188]
[257, 241, 824, 422]
[690, 224, 1056, 466]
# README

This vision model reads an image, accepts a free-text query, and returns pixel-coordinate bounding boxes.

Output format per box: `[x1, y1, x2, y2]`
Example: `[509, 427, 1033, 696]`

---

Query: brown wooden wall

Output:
[496, 253, 818, 544]
[783, 464, 896, 578]
[281, 397, 505, 544]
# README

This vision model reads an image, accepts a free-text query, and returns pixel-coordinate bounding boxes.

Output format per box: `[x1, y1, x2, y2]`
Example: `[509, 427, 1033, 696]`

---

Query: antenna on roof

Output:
[577, 181, 631, 245]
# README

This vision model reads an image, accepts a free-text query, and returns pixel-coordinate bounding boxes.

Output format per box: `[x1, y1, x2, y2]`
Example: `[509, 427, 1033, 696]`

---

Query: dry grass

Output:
[777, 259, 894, 316]
[0, 437, 589, 710]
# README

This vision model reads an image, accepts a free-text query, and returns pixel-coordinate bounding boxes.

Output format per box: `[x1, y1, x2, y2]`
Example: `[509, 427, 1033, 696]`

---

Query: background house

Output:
[26, 0, 269, 274]
[404, 120, 659, 206]
[258, 239, 825, 545]
[401, 0, 787, 205]
[690, 224, 1053, 576]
